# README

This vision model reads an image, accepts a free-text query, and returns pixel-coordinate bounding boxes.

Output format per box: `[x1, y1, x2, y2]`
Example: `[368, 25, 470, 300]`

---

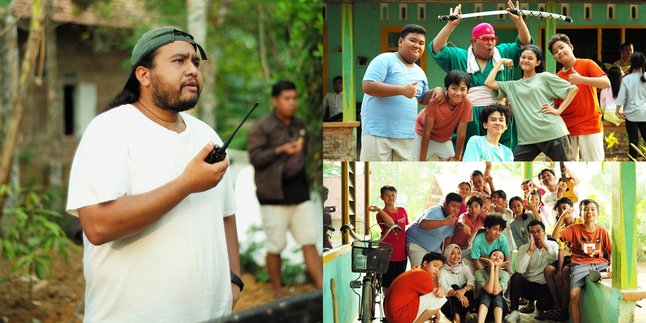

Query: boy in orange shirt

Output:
[548, 34, 611, 161]
[552, 199, 611, 323]
[385, 252, 447, 323]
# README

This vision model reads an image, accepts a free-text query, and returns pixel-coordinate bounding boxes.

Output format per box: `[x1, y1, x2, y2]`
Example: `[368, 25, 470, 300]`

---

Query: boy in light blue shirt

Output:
[360, 24, 431, 161]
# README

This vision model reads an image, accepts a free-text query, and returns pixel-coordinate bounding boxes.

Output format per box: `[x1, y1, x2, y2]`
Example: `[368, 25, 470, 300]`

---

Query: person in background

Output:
[247, 80, 322, 299]
[323, 75, 343, 121]
[613, 42, 634, 75]
[599, 66, 624, 126]
[615, 51, 646, 160]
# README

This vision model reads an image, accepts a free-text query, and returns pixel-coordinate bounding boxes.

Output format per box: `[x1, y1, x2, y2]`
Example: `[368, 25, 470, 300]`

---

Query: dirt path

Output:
[0, 244, 316, 322]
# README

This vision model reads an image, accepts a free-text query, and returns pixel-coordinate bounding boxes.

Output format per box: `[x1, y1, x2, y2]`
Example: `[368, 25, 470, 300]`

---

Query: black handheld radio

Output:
[204, 101, 260, 164]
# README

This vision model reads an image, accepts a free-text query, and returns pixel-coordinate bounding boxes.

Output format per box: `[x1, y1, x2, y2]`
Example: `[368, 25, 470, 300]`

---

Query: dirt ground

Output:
[0, 244, 317, 322]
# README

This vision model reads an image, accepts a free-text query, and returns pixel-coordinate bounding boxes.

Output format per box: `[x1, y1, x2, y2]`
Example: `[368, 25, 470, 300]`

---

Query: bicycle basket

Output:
[351, 240, 393, 274]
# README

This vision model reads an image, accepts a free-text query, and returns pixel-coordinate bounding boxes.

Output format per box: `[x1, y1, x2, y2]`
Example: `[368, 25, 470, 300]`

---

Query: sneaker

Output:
[542, 308, 569, 321]
[589, 269, 602, 283]
[505, 310, 520, 323]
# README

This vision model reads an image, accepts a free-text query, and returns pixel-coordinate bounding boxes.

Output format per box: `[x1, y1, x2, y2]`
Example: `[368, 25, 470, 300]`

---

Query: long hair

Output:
[628, 51, 646, 83]
[102, 51, 157, 112]
[606, 66, 622, 98]
[521, 45, 545, 73]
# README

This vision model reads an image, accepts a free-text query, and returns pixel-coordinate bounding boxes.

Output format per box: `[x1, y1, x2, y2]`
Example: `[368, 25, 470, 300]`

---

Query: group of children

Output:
[358, 0, 646, 162]
[373, 167, 611, 323]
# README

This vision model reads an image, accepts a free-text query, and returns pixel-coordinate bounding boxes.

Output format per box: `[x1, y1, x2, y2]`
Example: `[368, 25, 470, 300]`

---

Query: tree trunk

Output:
[207, 0, 232, 129]
[45, 0, 62, 190]
[186, 0, 211, 123]
[258, 2, 271, 79]
[0, 0, 46, 206]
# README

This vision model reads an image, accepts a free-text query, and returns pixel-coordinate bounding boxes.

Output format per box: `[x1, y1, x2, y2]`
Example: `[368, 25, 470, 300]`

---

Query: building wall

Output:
[18, 24, 129, 185]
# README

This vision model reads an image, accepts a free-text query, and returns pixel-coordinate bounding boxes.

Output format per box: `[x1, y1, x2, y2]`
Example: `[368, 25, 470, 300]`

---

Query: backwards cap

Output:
[131, 26, 207, 68]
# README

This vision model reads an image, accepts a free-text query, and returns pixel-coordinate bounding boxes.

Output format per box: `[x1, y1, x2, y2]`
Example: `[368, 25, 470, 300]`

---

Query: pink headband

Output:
[472, 23, 495, 40]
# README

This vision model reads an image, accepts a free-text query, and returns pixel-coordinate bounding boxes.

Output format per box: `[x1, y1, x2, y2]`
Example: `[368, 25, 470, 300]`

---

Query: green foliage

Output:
[0, 184, 72, 279]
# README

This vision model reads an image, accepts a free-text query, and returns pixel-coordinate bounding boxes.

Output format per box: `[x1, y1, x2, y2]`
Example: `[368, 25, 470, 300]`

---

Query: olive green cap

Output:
[131, 26, 207, 68]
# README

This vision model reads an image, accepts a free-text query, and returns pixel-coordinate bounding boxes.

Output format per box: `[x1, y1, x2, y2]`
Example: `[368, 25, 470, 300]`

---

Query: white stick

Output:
[438, 9, 573, 23]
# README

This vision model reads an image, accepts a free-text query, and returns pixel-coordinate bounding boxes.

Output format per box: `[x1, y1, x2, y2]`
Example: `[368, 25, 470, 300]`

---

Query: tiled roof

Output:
[12, 0, 146, 28]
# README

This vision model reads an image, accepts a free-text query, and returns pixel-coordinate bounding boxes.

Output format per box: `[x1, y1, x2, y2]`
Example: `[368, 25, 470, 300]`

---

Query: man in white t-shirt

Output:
[66, 26, 242, 322]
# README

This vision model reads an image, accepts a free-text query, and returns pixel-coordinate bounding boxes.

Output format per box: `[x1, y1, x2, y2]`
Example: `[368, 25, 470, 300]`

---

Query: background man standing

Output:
[248, 80, 323, 298]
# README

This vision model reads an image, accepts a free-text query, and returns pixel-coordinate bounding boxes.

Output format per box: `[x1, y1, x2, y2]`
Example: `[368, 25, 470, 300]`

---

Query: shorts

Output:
[416, 292, 448, 321]
[568, 132, 605, 161]
[569, 262, 609, 288]
[360, 134, 415, 161]
[260, 200, 318, 254]
[550, 255, 572, 269]
[414, 134, 455, 161]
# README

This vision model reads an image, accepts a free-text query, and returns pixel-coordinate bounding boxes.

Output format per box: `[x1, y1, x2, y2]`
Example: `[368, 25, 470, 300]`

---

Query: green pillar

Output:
[523, 162, 533, 180]
[341, 2, 356, 122]
[611, 162, 637, 289]
[544, 1, 557, 74]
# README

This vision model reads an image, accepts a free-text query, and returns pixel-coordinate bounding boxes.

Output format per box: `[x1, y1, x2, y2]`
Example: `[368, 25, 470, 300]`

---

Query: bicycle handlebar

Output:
[341, 223, 402, 243]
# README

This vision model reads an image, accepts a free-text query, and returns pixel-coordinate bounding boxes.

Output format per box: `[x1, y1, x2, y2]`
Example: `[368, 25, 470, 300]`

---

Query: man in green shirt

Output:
[430, 2, 532, 152]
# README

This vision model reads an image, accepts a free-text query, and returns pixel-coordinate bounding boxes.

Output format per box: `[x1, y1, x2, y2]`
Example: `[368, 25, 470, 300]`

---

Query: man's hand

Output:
[277, 141, 303, 156]
[527, 234, 536, 253]
[447, 4, 462, 27]
[445, 213, 458, 226]
[402, 81, 419, 99]
[507, 0, 523, 23]
[181, 143, 229, 193]
[460, 223, 471, 236]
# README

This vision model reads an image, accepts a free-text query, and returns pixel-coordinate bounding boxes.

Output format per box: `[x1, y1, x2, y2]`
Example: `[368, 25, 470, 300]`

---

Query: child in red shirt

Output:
[369, 185, 409, 293]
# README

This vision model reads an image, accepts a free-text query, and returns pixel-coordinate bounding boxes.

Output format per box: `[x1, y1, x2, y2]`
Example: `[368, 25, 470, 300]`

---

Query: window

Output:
[631, 5, 639, 20]
[417, 4, 425, 21]
[380, 3, 389, 21]
[607, 4, 615, 20]
[498, 3, 506, 20]
[399, 4, 407, 21]
[584, 4, 592, 21]
[561, 3, 569, 17]
[474, 3, 483, 20]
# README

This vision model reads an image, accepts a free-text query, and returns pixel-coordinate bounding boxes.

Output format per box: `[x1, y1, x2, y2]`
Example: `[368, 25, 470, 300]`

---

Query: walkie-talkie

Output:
[205, 101, 260, 164]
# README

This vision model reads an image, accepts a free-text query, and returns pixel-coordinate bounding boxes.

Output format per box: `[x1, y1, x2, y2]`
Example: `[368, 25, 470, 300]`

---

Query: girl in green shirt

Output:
[484, 45, 579, 161]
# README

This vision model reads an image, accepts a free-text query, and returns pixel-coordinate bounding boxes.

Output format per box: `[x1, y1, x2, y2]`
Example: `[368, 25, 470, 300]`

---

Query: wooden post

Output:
[341, 2, 356, 122]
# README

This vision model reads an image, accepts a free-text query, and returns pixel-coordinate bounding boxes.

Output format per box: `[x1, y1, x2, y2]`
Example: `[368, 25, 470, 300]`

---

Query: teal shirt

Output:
[475, 267, 510, 293]
[431, 37, 528, 87]
[494, 73, 576, 145]
[462, 136, 514, 161]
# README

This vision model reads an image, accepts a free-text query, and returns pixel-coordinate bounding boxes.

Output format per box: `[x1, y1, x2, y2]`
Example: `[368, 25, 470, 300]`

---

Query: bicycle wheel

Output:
[361, 277, 373, 323]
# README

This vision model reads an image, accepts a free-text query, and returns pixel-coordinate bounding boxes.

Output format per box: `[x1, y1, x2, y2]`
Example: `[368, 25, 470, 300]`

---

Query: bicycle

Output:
[341, 223, 401, 323]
